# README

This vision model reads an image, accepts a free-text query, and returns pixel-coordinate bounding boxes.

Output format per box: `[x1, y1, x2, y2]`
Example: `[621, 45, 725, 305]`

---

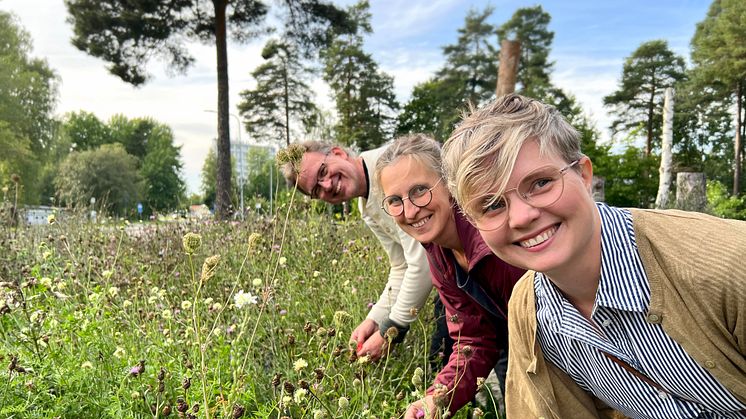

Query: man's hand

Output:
[349, 319, 389, 361]
[404, 396, 436, 419]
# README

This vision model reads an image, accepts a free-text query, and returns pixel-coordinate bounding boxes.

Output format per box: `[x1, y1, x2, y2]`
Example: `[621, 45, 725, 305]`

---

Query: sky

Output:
[2, 0, 712, 194]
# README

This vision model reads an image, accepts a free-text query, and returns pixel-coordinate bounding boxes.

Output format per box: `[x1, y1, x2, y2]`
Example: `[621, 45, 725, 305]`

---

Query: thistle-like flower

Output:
[411, 367, 424, 387]
[129, 360, 145, 377]
[182, 233, 202, 254]
[200, 255, 221, 283]
[385, 326, 399, 342]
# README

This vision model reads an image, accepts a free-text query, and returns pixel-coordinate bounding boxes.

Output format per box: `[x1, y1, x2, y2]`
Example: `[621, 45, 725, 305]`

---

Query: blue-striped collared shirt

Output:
[534, 203, 746, 419]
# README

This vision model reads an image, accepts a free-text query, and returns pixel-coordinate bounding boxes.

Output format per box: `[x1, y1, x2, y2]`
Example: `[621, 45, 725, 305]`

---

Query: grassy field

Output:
[0, 196, 501, 418]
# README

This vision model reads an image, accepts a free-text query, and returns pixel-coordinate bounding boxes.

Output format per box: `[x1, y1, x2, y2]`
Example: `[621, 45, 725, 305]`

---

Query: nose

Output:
[505, 193, 541, 229]
[318, 177, 333, 191]
[402, 198, 421, 219]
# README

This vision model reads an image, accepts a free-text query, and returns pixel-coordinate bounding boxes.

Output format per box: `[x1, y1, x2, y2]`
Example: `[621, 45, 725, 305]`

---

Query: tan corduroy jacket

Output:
[505, 209, 746, 419]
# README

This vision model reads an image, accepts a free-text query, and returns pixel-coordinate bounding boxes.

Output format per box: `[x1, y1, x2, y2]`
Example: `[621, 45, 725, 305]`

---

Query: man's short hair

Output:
[278, 141, 354, 194]
[441, 94, 582, 220]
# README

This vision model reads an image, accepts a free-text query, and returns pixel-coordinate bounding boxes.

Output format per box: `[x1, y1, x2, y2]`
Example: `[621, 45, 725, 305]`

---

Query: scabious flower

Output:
[333, 310, 351, 327]
[181, 300, 192, 310]
[40, 277, 53, 288]
[248, 232, 262, 251]
[252, 278, 262, 287]
[81, 361, 93, 369]
[161, 309, 173, 320]
[278, 256, 287, 267]
[412, 367, 424, 387]
[47, 214, 56, 224]
[108, 286, 119, 297]
[312, 270, 320, 278]
[182, 232, 202, 254]
[234, 290, 257, 309]
[293, 388, 308, 404]
[293, 358, 308, 372]
[113, 347, 126, 359]
[338, 397, 349, 410]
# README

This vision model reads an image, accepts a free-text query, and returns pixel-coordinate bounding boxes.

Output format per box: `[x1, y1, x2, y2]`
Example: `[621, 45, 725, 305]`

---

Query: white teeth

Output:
[520, 226, 557, 248]
[335, 180, 341, 194]
[411, 216, 430, 228]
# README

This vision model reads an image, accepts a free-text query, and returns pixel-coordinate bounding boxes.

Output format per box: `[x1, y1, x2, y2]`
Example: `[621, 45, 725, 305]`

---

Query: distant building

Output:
[23, 205, 56, 225]
[213, 139, 277, 181]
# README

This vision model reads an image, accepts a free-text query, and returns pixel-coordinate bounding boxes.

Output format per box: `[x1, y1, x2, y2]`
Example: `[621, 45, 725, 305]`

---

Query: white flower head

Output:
[278, 256, 287, 266]
[293, 358, 308, 372]
[234, 290, 258, 309]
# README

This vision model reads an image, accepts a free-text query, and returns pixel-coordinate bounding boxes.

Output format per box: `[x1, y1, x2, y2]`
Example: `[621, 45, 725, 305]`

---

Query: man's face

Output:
[296, 148, 364, 204]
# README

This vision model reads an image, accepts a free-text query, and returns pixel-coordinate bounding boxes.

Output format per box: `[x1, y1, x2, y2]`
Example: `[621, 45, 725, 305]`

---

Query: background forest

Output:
[1, 0, 745, 219]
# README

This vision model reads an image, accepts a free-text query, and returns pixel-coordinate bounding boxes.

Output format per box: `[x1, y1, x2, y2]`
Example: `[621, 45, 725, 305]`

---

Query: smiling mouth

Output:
[334, 177, 341, 195]
[518, 225, 558, 248]
[410, 215, 431, 228]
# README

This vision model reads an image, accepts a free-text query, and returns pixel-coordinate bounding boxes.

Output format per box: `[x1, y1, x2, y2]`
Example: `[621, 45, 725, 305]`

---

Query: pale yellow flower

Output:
[293, 358, 308, 372]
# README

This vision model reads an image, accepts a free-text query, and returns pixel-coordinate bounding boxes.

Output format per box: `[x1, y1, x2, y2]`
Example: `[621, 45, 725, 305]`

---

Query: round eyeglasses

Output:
[471, 160, 580, 231]
[381, 178, 442, 217]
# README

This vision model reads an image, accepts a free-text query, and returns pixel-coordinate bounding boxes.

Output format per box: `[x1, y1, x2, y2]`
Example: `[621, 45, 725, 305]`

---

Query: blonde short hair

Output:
[441, 94, 582, 219]
[374, 134, 442, 195]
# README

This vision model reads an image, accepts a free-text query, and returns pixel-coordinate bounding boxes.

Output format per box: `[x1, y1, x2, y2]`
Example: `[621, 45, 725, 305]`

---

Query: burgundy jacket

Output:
[423, 206, 525, 412]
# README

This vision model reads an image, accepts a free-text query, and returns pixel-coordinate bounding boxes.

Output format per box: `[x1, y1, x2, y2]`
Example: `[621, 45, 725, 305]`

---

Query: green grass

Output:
[0, 197, 499, 418]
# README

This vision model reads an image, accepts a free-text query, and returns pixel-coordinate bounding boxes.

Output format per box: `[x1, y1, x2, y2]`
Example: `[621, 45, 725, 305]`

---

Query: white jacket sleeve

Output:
[360, 199, 433, 328]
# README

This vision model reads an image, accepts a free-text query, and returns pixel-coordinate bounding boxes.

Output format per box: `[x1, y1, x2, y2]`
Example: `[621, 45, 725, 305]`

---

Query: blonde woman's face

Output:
[477, 140, 599, 277]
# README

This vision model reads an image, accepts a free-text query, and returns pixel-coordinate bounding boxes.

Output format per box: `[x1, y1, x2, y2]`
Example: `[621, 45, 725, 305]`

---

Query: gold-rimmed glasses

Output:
[471, 160, 580, 231]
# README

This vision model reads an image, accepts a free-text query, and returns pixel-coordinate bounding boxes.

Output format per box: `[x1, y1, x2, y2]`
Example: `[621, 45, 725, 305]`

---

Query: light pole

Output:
[205, 110, 244, 220]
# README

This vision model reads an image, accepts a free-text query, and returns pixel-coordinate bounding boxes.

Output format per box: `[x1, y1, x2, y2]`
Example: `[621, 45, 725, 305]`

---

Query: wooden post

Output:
[496, 39, 521, 97]
[655, 88, 674, 209]
[676, 172, 707, 212]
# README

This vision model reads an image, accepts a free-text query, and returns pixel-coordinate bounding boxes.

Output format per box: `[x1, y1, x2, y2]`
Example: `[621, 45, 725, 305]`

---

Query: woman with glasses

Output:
[375, 134, 525, 419]
[442, 94, 746, 418]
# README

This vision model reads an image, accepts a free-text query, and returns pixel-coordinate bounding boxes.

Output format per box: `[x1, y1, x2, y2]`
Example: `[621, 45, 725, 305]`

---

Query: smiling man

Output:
[442, 94, 746, 419]
[280, 141, 448, 362]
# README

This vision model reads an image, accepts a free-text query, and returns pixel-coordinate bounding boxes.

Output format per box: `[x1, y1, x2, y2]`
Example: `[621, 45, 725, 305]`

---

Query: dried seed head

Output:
[283, 381, 295, 394]
[182, 376, 191, 390]
[200, 255, 221, 283]
[11, 174, 20, 184]
[162, 404, 172, 417]
[303, 322, 313, 334]
[182, 233, 202, 254]
[384, 326, 399, 342]
[192, 403, 199, 413]
[271, 373, 282, 387]
[158, 367, 166, 381]
[232, 404, 245, 419]
[314, 367, 325, 381]
[176, 398, 189, 413]
[298, 379, 309, 390]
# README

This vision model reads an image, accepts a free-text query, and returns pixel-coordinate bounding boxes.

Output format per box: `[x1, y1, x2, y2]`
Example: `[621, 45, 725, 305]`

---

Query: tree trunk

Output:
[213, 0, 232, 220]
[655, 88, 674, 209]
[676, 172, 707, 212]
[283, 65, 290, 146]
[645, 76, 656, 156]
[496, 39, 520, 97]
[734, 80, 743, 195]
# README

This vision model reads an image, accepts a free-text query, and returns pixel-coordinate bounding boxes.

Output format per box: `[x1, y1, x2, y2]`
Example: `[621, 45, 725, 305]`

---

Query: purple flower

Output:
[279, 310, 287, 316]
[129, 360, 145, 377]
[367, 302, 374, 309]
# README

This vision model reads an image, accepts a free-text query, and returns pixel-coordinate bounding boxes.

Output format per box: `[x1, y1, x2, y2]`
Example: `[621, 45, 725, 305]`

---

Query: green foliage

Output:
[0, 11, 59, 204]
[61, 110, 110, 151]
[238, 39, 319, 147]
[54, 143, 141, 215]
[322, 1, 399, 150]
[602, 145, 660, 208]
[707, 180, 746, 220]
[55, 113, 186, 215]
[603, 40, 686, 155]
[0, 202, 489, 418]
[398, 7, 497, 140]
[691, 0, 746, 194]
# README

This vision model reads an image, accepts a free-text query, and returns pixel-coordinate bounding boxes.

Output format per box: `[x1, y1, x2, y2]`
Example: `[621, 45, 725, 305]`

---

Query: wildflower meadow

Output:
[0, 192, 501, 418]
